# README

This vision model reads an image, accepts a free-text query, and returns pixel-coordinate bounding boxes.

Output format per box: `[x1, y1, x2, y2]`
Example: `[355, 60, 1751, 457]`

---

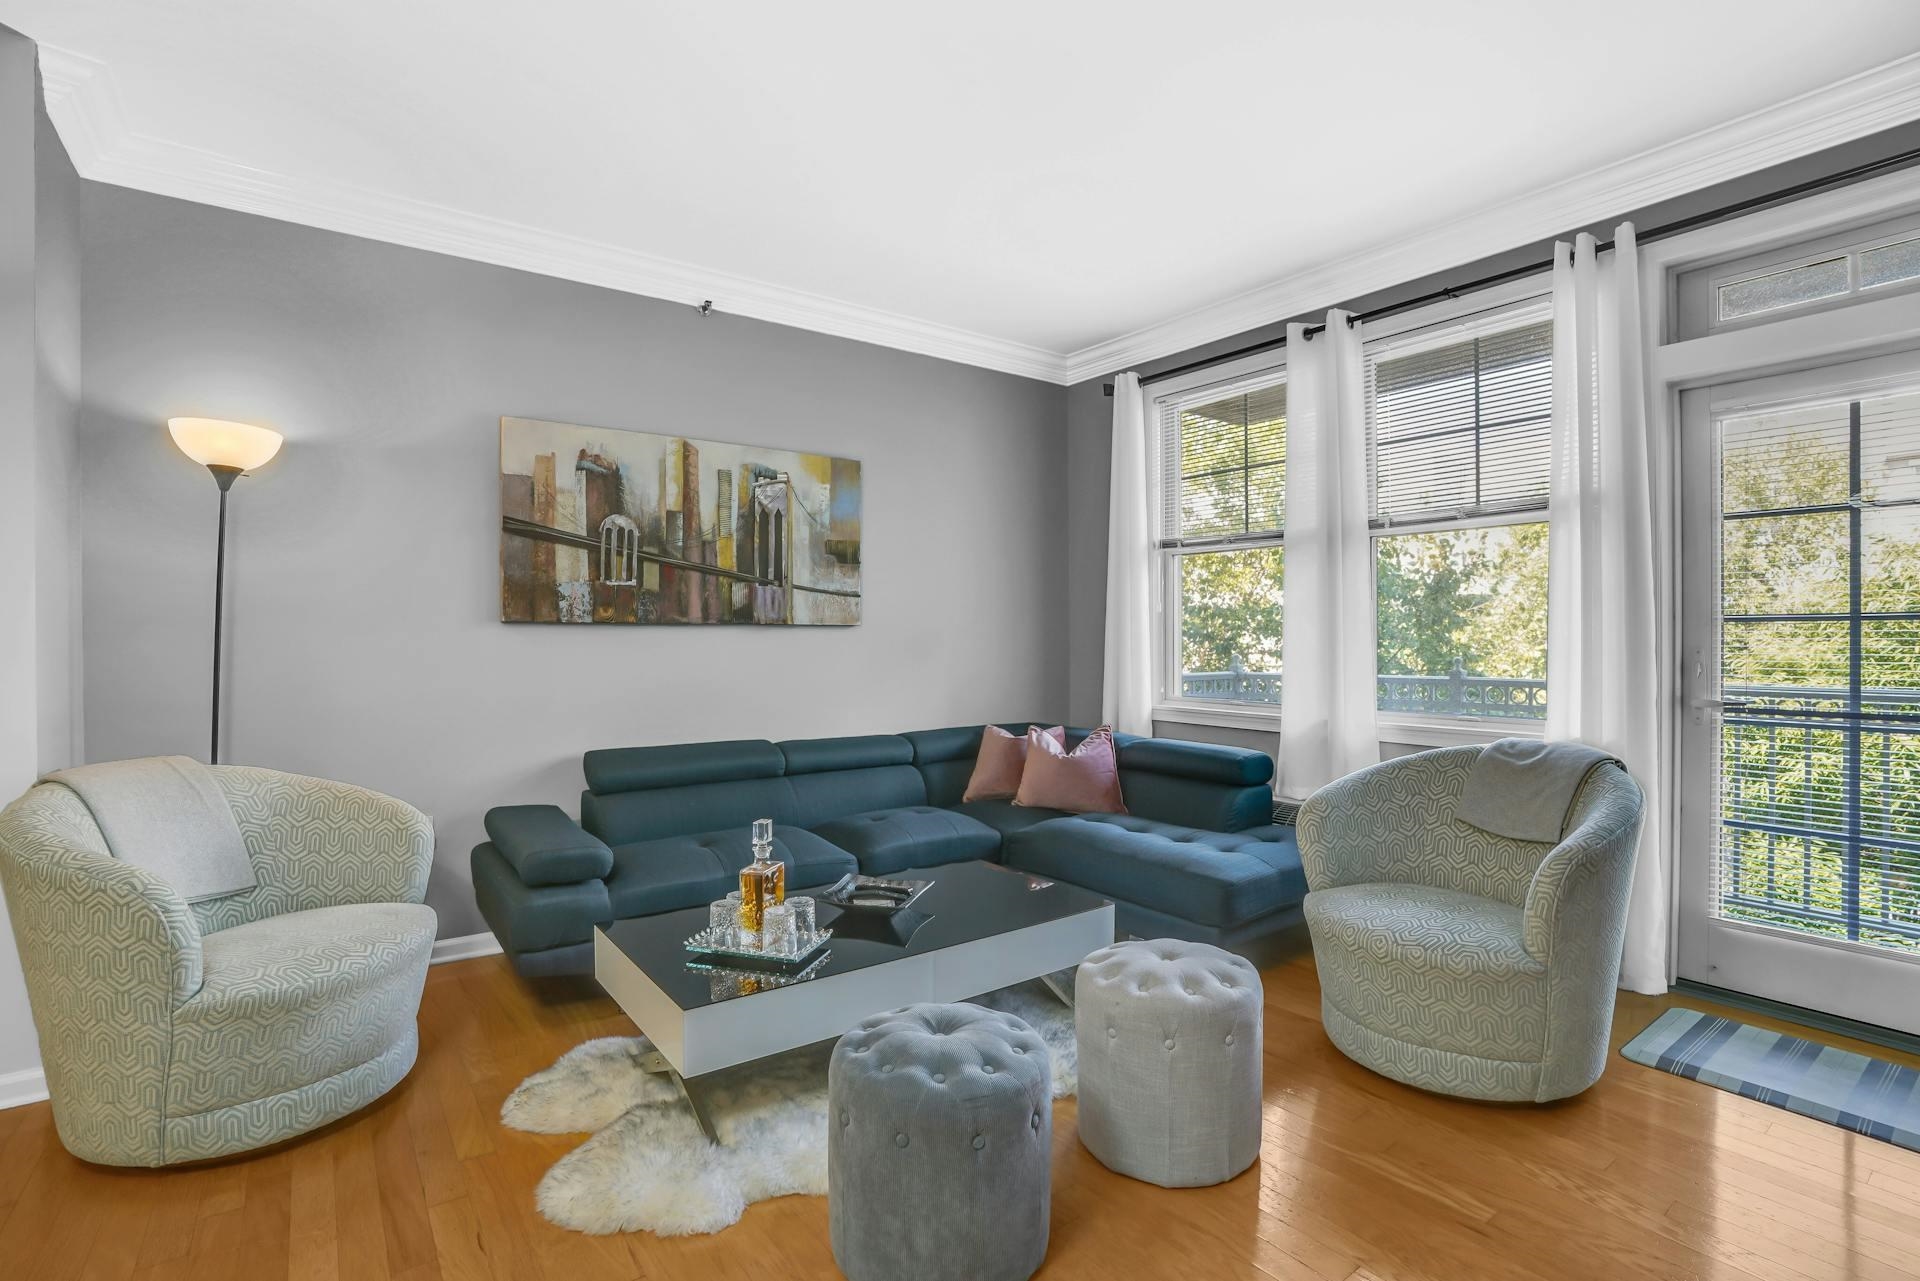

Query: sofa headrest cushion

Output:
[584, 740, 785, 794]
[778, 735, 914, 775]
[903, 722, 1059, 765]
[1118, 738, 1274, 787]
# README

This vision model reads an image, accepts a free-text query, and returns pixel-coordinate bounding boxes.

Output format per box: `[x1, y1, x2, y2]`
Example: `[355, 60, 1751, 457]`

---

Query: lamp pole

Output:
[207, 465, 242, 764]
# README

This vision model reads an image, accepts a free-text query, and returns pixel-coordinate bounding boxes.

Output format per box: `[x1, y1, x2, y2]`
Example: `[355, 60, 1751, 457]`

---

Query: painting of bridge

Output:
[499, 416, 862, 625]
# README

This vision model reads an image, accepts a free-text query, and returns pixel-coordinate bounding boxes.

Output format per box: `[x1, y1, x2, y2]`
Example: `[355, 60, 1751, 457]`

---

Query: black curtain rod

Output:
[1103, 141, 1920, 396]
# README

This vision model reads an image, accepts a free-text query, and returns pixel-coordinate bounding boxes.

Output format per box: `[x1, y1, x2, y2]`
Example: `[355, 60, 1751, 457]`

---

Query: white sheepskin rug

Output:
[500, 980, 1078, 1237]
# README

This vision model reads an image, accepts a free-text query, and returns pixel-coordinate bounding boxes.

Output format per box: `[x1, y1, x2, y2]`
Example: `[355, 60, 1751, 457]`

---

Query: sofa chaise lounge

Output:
[473, 724, 1306, 976]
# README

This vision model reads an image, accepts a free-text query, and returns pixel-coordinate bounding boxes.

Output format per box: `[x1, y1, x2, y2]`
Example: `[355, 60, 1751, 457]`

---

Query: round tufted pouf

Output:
[828, 1002, 1053, 1281]
[1074, 938, 1263, 1187]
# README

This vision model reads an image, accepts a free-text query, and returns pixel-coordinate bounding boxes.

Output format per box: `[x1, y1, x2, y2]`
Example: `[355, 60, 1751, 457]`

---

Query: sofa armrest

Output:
[1107, 737, 1275, 831]
[471, 842, 612, 956]
[484, 804, 613, 885]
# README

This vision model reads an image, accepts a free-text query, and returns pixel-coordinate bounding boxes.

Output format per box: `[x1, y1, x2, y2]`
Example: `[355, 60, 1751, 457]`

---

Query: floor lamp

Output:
[167, 418, 284, 764]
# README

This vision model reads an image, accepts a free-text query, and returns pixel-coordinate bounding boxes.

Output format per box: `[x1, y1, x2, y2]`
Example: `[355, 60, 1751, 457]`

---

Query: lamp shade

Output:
[167, 418, 284, 472]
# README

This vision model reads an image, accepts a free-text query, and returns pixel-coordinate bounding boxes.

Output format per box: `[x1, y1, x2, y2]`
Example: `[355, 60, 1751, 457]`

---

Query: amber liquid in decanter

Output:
[738, 817, 786, 937]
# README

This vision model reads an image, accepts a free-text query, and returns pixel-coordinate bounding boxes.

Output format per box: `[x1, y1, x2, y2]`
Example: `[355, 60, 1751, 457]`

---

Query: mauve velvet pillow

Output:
[1014, 725, 1127, 814]
[963, 724, 1065, 803]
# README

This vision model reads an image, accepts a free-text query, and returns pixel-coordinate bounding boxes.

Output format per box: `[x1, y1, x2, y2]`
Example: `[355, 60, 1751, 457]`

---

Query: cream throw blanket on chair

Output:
[44, 755, 257, 902]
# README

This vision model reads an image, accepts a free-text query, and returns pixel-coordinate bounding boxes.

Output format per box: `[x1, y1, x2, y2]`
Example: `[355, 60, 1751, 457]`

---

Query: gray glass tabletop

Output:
[595, 859, 1110, 1013]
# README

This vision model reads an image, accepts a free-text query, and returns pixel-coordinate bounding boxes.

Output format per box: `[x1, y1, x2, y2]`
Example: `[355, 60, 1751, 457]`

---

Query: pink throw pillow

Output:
[1015, 725, 1127, 814]
[963, 724, 1066, 803]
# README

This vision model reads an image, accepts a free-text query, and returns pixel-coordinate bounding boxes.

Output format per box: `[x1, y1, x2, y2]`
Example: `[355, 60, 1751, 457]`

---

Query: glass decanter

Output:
[737, 817, 786, 943]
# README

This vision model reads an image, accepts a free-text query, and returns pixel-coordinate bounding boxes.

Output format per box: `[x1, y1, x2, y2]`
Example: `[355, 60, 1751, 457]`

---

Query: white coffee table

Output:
[593, 859, 1114, 1139]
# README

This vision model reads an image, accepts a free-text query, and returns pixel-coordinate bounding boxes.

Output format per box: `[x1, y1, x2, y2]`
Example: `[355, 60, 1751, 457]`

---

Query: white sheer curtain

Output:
[1546, 224, 1673, 994]
[1278, 312, 1379, 799]
[1102, 372, 1157, 736]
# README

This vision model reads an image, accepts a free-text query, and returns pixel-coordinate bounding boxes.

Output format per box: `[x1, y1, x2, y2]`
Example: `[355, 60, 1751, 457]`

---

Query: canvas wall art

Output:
[499, 416, 862, 625]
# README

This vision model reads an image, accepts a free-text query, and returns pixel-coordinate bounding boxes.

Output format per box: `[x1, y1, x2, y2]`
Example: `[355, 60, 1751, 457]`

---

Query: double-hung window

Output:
[1155, 373, 1288, 709]
[1366, 302, 1553, 722]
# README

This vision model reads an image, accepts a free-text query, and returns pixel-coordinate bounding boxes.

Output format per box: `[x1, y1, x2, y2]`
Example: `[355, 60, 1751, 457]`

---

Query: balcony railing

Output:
[1180, 659, 1547, 719]
[1179, 663, 1280, 705]
[1717, 683, 1920, 952]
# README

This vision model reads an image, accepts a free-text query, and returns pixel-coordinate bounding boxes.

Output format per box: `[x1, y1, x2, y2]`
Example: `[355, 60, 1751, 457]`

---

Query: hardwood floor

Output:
[2, 950, 1917, 1281]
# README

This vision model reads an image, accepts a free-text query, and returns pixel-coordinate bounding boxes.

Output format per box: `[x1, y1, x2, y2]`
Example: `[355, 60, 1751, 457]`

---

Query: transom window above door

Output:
[1676, 209, 1920, 339]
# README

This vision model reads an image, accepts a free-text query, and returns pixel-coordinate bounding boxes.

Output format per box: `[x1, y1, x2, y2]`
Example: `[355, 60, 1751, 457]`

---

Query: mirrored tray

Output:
[684, 923, 833, 972]
[688, 951, 833, 999]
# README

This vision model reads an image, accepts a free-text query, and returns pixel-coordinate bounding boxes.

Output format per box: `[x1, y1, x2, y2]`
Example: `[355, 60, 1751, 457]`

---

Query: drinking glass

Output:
[762, 902, 795, 956]
[788, 895, 816, 941]
[708, 897, 740, 942]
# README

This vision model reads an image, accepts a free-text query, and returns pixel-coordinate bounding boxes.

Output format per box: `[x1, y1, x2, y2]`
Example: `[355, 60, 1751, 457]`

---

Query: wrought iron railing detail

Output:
[1378, 663, 1546, 719]
[1179, 658, 1548, 719]
[1179, 661, 1280, 705]
[1718, 683, 1920, 952]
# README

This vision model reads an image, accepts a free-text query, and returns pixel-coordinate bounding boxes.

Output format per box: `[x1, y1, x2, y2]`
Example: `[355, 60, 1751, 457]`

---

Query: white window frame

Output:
[1363, 280, 1555, 742]
[1676, 207, 1920, 340]
[1147, 349, 1291, 730]
[1642, 165, 1920, 1017]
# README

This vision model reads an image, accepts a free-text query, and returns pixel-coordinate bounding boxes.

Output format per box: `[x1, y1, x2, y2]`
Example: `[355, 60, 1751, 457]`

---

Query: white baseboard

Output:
[0, 1066, 48, 1111]
[0, 930, 508, 1112]
[431, 930, 504, 965]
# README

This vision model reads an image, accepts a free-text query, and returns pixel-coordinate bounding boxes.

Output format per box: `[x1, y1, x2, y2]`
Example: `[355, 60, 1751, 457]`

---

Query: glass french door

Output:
[1678, 356, 1920, 1035]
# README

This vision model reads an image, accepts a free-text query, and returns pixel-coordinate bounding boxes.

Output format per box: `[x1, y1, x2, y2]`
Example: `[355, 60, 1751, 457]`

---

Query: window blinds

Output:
[1365, 314, 1553, 527]
[1156, 378, 1287, 549]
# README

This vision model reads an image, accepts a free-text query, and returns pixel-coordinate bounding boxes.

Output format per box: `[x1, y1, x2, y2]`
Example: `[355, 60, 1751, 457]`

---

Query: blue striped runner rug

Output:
[1621, 1007, 1920, 1155]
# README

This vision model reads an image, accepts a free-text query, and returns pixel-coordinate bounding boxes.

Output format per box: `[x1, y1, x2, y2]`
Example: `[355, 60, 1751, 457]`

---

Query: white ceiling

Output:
[13, 1, 1920, 382]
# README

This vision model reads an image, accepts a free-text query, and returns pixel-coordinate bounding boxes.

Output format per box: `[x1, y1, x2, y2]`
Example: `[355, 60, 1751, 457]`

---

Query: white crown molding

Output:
[1060, 51, 1920, 384]
[36, 46, 119, 173]
[38, 44, 1920, 389]
[36, 46, 1071, 384]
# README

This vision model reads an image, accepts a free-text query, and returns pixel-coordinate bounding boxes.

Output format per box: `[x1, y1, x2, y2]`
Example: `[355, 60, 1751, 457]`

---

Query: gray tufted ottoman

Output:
[828, 1002, 1053, 1281]
[1075, 938, 1263, 1187]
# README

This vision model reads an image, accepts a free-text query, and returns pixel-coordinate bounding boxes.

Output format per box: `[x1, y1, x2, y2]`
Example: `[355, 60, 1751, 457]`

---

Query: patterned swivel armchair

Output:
[1296, 746, 1644, 1102]
[0, 766, 436, 1165]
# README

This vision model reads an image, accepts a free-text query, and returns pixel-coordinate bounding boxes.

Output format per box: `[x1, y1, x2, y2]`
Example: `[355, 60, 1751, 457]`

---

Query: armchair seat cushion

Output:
[810, 807, 1001, 876]
[1003, 815, 1305, 929]
[1304, 882, 1547, 1066]
[170, 902, 436, 1117]
[605, 824, 856, 918]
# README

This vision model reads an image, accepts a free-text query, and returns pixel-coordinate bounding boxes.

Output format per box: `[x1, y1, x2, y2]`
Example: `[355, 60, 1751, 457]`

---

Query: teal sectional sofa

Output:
[472, 724, 1305, 977]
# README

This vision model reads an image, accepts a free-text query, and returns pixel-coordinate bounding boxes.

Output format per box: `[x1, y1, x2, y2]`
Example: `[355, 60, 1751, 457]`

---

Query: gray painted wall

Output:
[0, 27, 39, 1087]
[1068, 119, 1920, 739]
[35, 75, 81, 778]
[77, 185, 1068, 946]
[0, 29, 84, 1082]
[0, 28, 37, 799]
